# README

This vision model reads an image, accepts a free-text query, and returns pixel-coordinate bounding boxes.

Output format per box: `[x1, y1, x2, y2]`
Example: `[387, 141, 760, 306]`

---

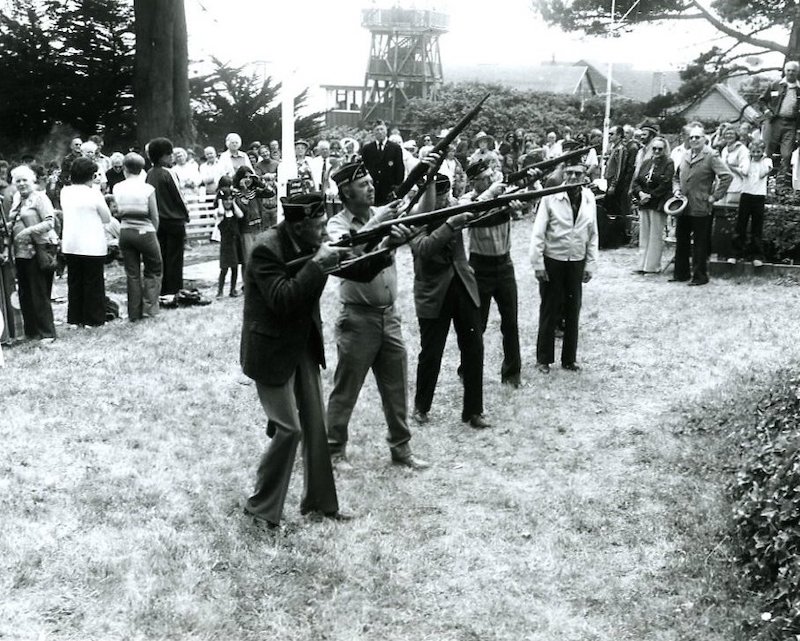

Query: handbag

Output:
[34, 241, 59, 272]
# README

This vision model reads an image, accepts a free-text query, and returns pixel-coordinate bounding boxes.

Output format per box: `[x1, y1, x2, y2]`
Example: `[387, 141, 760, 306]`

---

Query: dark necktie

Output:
[320, 158, 327, 191]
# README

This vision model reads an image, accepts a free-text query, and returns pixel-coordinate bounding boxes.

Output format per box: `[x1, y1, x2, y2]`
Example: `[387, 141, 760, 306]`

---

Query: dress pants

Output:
[674, 215, 711, 283]
[15, 257, 56, 339]
[327, 303, 411, 457]
[764, 116, 796, 178]
[537, 256, 584, 366]
[415, 278, 484, 422]
[246, 345, 338, 524]
[156, 221, 185, 295]
[65, 254, 106, 326]
[733, 193, 766, 261]
[637, 208, 667, 273]
[120, 228, 162, 321]
[469, 253, 521, 382]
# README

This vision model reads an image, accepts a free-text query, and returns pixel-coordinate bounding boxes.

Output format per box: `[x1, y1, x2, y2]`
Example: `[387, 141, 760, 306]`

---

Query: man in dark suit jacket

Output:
[240, 192, 349, 529]
[409, 174, 490, 429]
[360, 120, 405, 205]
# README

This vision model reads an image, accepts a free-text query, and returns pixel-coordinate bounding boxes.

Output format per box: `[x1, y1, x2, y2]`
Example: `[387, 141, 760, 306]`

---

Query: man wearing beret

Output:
[530, 162, 598, 373]
[460, 159, 523, 388]
[325, 161, 430, 470]
[410, 173, 491, 429]
[240, 192, 350, 529]
[360, 120, 405, 206]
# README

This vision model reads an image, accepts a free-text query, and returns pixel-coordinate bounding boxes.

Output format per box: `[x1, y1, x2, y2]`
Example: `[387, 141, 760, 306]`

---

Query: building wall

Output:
[683, 91, 738, 123]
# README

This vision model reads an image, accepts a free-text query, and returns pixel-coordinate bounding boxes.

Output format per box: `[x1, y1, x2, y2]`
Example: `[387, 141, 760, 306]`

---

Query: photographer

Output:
[231, 166, 275, 265]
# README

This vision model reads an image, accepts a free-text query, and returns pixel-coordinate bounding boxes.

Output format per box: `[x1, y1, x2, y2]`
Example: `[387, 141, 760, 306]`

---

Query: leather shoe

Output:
[323, 510, 354, 522]
[668, 277, 689, 282]
[412, 407, 430, 424]
[502, 375, 521, 388]
[535, 363, 550, 374]
[562, 362, 581, 371]
[392, 452, 430, 470]
[464, 414, 492, 429]
[244, 509, 280, 530]
[688, 279, 708, 286]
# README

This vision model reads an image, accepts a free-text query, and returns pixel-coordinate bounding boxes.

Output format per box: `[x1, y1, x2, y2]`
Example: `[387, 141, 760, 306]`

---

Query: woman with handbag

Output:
[60, 157, 112, 327]
[631, 136, 675, 274]
[8, 165, 57, 342]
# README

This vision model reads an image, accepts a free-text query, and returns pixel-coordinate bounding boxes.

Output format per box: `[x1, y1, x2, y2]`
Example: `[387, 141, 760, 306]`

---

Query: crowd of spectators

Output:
[0, 107, 790, 354]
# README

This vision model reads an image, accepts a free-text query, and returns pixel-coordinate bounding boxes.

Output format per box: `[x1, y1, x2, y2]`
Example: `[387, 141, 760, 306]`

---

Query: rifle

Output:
[391, 92, 491, 201]
[506, 145, 600, 183]
[323, 181, 588, 277]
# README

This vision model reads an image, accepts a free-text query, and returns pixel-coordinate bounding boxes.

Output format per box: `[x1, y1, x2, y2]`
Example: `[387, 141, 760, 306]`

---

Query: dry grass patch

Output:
[2, 223, 800, 640]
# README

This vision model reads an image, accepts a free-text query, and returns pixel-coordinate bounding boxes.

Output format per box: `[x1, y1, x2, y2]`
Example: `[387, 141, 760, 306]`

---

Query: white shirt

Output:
[720, 142, 750, 193]
[60, 185, 111, 256]
[307, 155, 337, 196]
[529, 187, 599, 273]
[218, 150, 254, 177]
[741, 157, 773, 196]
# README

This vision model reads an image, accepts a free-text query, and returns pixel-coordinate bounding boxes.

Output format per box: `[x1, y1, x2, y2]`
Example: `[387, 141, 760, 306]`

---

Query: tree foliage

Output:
[403, 82, 645, 140]
[0, 0, 135, 153]
[190, 59, 324, 147]
[533, 0, 796, 82]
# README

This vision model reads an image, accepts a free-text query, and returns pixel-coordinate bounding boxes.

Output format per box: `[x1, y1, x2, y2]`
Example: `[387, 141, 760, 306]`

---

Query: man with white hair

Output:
[218, 133, 253, 177]
[199, 146, 224, 195]
[79, 141, 107, 191]
[759, 60, 800, 183]
[308, 140, 336, 196]
[671, 125, 732, 286]
[543, 132, 562, 160]
[105, 152, 126, 192]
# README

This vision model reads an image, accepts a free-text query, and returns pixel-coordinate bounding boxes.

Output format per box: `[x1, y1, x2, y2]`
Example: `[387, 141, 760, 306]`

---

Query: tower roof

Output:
[361, 7, 449, 33]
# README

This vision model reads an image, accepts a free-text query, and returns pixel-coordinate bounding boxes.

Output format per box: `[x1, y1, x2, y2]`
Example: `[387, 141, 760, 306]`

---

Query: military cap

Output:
[332, 161, 369, 187]
[281, 192, 326, 222]
[465, 158, 492, 180]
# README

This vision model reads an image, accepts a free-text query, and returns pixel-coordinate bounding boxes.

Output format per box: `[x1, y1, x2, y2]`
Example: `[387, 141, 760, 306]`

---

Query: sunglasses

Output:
[652, 146, 664, 151]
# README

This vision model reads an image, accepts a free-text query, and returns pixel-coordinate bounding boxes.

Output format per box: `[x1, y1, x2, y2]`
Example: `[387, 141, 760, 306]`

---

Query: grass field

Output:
[3, 221, 800, 641]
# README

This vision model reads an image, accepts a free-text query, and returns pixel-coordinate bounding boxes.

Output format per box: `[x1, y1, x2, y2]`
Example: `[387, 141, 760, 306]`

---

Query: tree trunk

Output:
[133, 0, 194, 147]
[786, 5, 800, 65]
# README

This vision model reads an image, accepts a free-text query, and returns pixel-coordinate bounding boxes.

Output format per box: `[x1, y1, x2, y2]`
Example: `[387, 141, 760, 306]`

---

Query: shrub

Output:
[762, 204, 800, 263]
[729, 373, 800, 640]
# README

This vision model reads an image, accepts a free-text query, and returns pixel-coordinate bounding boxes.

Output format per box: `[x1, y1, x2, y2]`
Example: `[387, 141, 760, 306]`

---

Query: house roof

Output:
[679, 83, 761, 123]
[444, 63, 592, 94]
[575, 59, 682, 102]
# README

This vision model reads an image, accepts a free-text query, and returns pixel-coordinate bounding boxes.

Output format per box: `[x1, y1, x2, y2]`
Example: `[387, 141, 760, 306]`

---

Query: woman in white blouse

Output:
[60, 157, 111, 327]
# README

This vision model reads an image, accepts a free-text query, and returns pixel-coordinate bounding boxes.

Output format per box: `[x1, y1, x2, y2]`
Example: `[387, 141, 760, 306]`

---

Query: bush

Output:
[728, 373, 800, 639]
[762, 204, 800, 263]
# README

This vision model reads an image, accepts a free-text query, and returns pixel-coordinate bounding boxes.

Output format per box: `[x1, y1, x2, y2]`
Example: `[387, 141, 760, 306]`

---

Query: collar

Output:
[780, 77, 800, 88]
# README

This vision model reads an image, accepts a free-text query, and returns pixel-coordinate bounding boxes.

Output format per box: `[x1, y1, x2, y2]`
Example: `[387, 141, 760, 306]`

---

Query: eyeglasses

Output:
[651, 147, 664, 151]
[564, 170, 585, 176]
[689, 135, 704, 140]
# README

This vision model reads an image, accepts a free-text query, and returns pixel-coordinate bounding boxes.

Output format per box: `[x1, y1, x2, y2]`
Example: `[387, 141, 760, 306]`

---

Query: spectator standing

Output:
[115, 153, 162, 321]
[733, 140, 772, 267]
[631, 136, 675, 274]
[214, 184, 244, 298]
[199, 146, 225, 196]
[671, 125, 733, 286]
[60, 157, 111, 327]
[759, 61, 800, 183]
[8, 166, 57, 342]
[256, 145, 279, 176]
[543, 132, 563, 160]
[172, 147, 202, 202]
[59, 137, 83, 189]
[105, 152, 126, 193]
[719, 127, 749, 206]
[360, 120, 405, 205]
[219, 133, 253, 177]
[0, 201, 24, 344]
[604, 126, 634, 219]
[146, 137, 189, 295]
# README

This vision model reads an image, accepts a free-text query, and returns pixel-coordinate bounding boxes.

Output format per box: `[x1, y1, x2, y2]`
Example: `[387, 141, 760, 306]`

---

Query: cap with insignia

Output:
[281, 192, 326, 222]
[332, 161, 369, 187]
[465, 159, 492, 180]
[434, 173, 451, 195]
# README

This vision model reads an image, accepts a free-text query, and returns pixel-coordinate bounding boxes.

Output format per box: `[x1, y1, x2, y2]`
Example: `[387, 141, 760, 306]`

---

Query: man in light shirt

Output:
[218, 133, 253, 177]
[759, 61, 800, 184]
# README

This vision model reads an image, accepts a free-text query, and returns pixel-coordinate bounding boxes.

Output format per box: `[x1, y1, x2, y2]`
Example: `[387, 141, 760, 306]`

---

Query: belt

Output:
[342, 301, 394, 311]
[469, 252, 511, 265]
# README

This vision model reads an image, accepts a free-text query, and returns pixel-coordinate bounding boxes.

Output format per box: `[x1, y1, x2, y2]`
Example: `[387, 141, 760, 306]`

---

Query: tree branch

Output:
[689, 0, 787, 54]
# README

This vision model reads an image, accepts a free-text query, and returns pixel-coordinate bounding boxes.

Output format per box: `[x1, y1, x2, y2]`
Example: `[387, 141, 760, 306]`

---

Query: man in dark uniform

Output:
[360, 120, 405, 206]
[410, 174, 491, 429]
[240, 192, 350, 529]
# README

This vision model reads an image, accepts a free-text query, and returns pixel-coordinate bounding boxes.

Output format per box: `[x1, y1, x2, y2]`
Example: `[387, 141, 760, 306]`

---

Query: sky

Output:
[182, 0, 783, 108]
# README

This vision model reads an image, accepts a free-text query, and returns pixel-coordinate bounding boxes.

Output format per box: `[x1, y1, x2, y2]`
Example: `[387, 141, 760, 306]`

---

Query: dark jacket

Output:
[360, 139, 405, 205]
[632, 156, 675, 212]
[759, 78, 800, 122]
[410, 221, 480, 319]
[146, 167, 189, 223]
[673, 148, 733, 217]
[240, 223, 328, 385]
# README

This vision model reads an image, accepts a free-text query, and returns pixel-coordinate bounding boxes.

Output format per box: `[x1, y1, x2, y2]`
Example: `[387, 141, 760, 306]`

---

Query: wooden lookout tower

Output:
[361, 6, 449, 125]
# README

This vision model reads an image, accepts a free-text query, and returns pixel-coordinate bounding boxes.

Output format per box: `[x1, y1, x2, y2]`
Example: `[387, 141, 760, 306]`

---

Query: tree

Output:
[190, 59, 324, 147]
[403, 82, 644, 140]
[532, 0, 798, 79]
[0, 0, 134, 153]
[133, 0, 193, 146]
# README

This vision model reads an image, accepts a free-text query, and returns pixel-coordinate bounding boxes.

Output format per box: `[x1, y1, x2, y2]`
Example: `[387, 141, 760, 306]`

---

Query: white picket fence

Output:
[185, 192, 217, 240]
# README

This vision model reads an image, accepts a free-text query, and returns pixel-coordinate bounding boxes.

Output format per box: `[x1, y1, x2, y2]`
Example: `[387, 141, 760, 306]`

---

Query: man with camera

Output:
[231, 166, 275, 264]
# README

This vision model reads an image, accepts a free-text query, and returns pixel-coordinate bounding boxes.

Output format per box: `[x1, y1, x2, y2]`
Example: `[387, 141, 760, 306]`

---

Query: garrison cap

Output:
[281, 192, 326, 222]
[332, 161, 369, 187]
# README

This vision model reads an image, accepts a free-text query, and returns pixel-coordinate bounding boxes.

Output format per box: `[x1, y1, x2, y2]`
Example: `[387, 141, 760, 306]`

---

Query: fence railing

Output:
[185, 192, 217, 240]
